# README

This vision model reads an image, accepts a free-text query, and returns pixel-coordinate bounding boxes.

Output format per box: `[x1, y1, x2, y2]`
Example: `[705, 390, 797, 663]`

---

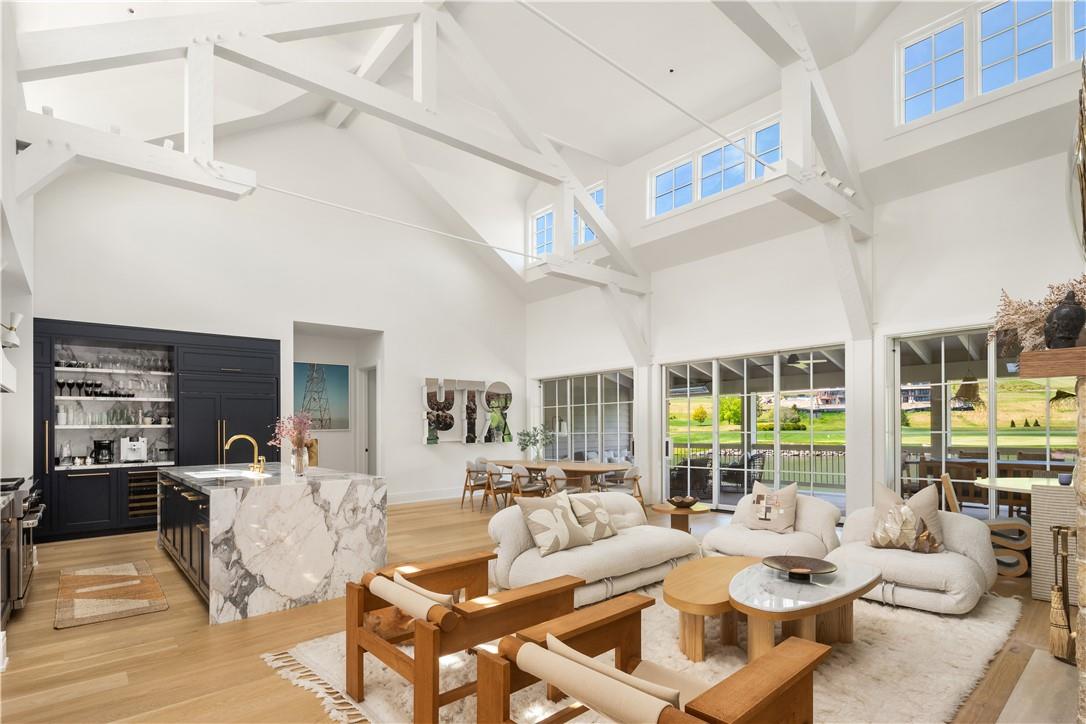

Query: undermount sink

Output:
[187, 468, 271, 480]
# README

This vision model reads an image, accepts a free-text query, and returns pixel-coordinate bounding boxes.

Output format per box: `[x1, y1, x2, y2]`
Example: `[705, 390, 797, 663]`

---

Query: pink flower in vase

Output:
[269, 413, 313, 449]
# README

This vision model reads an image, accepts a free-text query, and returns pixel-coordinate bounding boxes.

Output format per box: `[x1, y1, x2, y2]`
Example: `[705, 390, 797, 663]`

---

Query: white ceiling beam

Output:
[324, 23, 413, 129]
[537, 258, 649, 296]
[412, 7, 437, 110]
[184, 42, 214, 159]
[15, 143, 75, 199]
[213, 35, 563, 184]
[822, 348, 846, 370]
[822, 218, 872, 340]
[598, 284, 650, 367]
[957, 334, 982, 361]
[718, 359, 745, 378]
[434, 10, 642, 276]
[712, 1, 868, 205]
[17, 3, 423, 82]
[17, 110, 256, 200]
[767, 163, 872, 239]
[905, 339, 933, 365]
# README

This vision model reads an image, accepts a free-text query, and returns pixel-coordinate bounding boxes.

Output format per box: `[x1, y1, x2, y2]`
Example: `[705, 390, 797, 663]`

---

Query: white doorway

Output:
[357, 366, 378, 475]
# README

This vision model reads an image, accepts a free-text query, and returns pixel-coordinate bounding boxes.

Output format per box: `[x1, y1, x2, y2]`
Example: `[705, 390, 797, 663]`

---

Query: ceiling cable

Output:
[257, 182, 543, 262]
[516, 0, 778, 172]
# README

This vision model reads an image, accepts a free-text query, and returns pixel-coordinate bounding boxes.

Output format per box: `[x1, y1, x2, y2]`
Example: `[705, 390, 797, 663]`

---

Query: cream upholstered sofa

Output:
[488, 492, 701, 606]
[825, 506, 998, 614]
[701, 493, 841, 559]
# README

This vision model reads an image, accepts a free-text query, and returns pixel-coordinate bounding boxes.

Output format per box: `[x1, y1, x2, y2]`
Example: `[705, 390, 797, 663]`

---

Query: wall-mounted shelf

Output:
[53, 367, 172, 376]
[56, 396, 174, 402]
[1018, 348, 1086, 378]
[53, 461, 176, 472]
[55, 424, 174, 430]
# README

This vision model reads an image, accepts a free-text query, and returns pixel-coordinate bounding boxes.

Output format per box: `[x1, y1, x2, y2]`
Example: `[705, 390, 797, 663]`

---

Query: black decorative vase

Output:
[1044, 291, 1086, 349]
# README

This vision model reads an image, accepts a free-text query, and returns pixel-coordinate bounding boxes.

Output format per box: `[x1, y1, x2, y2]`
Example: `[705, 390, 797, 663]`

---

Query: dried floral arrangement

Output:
[269, 413, 313, 448]
[989, 274, 1086, 353]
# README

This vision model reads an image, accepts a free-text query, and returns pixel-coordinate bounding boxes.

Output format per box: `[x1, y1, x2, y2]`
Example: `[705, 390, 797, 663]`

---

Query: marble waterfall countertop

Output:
[162, 463, 387, 625]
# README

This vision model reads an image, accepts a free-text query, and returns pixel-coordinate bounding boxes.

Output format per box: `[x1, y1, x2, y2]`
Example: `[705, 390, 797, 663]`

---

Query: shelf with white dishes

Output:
[55, 396, 174, 402]
[53, 367, 173, 376]
[55, 424, 174, 430]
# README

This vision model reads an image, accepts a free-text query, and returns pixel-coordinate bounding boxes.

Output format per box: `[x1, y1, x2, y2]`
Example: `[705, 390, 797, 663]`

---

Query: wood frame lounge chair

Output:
[477, 628, 830, 724]
[942, 473, 1031, 577]
[345, 551, 583, 723]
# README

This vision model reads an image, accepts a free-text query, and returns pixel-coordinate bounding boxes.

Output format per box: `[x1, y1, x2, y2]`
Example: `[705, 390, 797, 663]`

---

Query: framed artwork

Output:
[294, 362, 350, 430]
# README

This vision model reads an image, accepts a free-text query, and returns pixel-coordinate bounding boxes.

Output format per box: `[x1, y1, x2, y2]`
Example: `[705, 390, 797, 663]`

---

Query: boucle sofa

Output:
[488, 492, 701, 606]
[826, 506, 998, 614]
[701, 493, 841, 559]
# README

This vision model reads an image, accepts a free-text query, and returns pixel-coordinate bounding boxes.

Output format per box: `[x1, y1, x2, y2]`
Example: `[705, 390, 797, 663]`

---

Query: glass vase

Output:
[291, 446, 309, 477]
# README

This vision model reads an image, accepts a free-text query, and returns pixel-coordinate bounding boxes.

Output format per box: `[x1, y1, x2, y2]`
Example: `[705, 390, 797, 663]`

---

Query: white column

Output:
[845, 337, 875, 512]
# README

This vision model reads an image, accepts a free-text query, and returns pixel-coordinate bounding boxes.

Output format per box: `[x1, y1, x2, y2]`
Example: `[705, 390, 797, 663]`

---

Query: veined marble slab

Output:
[165, 464, 387, 625]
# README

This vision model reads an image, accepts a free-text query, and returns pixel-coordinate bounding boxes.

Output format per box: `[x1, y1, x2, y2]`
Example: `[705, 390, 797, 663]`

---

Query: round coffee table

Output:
[662, 556, 761, 662]
[650, 502, 711, 533]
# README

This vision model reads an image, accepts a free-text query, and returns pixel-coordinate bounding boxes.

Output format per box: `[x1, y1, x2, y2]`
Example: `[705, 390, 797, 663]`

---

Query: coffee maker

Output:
[119, 436, 148, 463]
[92, 439, 114, 465]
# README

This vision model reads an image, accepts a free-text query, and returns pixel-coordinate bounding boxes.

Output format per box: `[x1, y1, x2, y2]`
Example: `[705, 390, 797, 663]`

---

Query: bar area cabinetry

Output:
[34, 319, 280, 541]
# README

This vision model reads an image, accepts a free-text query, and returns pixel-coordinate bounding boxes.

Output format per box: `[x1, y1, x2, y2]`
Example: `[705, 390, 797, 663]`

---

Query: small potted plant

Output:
[269, 413, 313, 476]
[516, 425, 555, 461]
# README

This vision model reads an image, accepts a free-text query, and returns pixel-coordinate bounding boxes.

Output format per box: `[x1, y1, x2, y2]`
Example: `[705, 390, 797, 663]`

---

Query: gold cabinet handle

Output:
[195, 523, 209, 533]
[197, 504, 208, 511]
[68, 472, 109, 478]
[181, 492, 201, 501]
[220, 368, 242, 372]
[44, 420, 50, 473]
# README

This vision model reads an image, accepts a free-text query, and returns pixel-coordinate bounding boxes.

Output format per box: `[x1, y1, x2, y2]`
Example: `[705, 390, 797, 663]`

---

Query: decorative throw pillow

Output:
[393, 571, 458, 606]
[870, 505, 942, 553]
[874, 483, 944, 547]
[518, 492, 592, 557]
[569, 494, 618, 541]
[741, 481, 798, 533]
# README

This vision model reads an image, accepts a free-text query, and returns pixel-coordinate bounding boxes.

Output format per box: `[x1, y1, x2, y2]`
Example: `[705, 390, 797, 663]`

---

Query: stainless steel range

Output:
[1, 477, 43, 613]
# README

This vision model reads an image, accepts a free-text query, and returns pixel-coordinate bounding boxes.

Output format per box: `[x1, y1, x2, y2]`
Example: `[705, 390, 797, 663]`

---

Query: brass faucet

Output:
[223, 434, 266, 473]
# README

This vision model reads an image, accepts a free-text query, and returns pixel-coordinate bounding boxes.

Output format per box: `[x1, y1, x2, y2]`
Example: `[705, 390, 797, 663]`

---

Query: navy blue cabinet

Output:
[55, 470, 116, 533]
[33, 364, 54, 535]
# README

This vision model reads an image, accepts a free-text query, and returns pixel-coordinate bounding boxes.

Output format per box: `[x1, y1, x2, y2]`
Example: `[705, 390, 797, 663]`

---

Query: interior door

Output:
[221, 393, 279, 464]
[178, 392, 221, 466]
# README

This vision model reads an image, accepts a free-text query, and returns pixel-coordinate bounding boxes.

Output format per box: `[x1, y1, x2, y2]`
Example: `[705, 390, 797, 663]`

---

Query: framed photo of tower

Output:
[294, 362, 350, 430]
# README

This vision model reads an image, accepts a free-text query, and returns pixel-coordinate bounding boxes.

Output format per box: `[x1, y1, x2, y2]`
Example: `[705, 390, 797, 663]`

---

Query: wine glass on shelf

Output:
[93, 380, 103, 397]
[75, 380, 85, 398]
[65, 379, 76, 397]
[56, 377, 66, 397]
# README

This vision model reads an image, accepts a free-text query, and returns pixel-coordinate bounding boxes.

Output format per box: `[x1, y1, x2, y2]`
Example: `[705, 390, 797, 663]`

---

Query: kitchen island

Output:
[158, 463, 386, 625]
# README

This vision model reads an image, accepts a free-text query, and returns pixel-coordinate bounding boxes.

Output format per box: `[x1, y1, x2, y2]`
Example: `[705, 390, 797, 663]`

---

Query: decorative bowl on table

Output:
[762, 555, 837, 582]
[668, 495, 698, 508]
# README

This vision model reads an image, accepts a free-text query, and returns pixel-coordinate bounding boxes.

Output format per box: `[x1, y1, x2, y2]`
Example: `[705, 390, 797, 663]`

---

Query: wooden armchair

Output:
[477, 631, 830, 724]
[483, 463, 514, 511]
[511, 464, 548, 500]
[596, 466, 645, 505]
[346, 551, 583, 723]
[544, 465, 569, 494]
[942, 473, 1031, 577]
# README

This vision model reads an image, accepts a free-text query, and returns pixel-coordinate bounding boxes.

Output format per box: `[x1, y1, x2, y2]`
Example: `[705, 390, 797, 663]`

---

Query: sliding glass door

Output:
[665, 363, 713, 502]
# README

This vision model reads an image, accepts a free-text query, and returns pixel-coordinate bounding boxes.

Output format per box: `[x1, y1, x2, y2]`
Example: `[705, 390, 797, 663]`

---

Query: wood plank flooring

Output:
[0, 499, 1065, 722]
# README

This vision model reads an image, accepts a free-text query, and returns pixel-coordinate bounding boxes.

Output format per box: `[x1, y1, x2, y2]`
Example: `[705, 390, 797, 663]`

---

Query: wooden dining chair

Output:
[346, 552, 583, 723]
[942, 474, 1031, 577]
[461, 460, 488, 510]
[596, 466, 644, 505]
[482, 463, 513, 511]
[510, 464, 548, 500]
[544, 465, 569, 495]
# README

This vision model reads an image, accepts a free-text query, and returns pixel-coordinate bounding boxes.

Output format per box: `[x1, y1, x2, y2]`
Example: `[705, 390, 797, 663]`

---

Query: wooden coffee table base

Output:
[678, 609, 740, 662]
[746, 602, 856, 661]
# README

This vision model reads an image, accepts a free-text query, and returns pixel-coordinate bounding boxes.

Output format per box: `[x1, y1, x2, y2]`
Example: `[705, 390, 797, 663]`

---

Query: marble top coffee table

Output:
[728, 561, 881, 661]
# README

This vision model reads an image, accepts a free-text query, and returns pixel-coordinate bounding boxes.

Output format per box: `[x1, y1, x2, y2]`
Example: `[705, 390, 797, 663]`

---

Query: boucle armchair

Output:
[488, 492, 700, 606]
[825, 506, 998, 614]
[701, 493, 841, 559]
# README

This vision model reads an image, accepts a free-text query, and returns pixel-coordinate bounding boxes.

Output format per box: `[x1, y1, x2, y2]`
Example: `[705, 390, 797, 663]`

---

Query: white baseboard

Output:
[387, 487, 463, 505]
[0, 630, 7, 673]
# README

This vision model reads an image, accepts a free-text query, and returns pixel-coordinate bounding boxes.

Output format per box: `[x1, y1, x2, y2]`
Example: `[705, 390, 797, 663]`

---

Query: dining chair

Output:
[511, 464, 548, 500]
[483, 463, 514, 511]
[544, 465, 569, 495]
[596, 466, 644, 505]
[461, 460, 488, 510]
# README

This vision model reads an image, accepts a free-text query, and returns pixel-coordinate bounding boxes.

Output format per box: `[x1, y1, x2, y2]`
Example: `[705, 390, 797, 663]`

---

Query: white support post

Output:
[845, 337, 875, 512]
[412, 7, 436, 110]
[184, 41, 214, 159]
[821, 218, 872, 339]
[598, 284, 651, 367]
[214, 34, 563, 183]
[780, 61, 813, 171]
[323, 23, 413, 128]
[555, 182, 574, 259]
[15, 143, 74, 199]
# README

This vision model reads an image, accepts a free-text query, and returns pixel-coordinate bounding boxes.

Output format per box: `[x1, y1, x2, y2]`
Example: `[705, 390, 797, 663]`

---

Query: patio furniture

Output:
[702, 492, 840, 559]
[510, 463, 548, 500]
[720, 451, 765, 495]
[460, 459, 488, 510]
[346, 552, 582, 723]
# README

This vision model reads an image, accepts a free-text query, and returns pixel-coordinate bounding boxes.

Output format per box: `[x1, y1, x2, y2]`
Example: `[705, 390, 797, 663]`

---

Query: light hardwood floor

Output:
[0, 499, 1060, 722]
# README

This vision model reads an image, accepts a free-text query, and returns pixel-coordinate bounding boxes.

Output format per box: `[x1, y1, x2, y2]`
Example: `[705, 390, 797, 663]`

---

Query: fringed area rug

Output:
[263, 585, 1021, 723]
[54, 560, 169, 629]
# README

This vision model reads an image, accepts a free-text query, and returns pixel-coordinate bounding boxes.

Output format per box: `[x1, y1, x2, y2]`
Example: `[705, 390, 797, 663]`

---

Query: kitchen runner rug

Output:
[262, 584, 1022, 723]
[54, 560, 169, 629]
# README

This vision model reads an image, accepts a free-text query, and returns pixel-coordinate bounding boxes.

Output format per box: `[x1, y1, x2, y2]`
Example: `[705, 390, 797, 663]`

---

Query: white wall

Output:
[32, 117, 525, 502]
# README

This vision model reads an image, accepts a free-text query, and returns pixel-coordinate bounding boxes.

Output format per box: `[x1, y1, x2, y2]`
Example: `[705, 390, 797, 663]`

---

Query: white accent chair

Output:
[488, 492, 701, 606]
[825, 506, 998, 614]
[701, 493, 841, 559]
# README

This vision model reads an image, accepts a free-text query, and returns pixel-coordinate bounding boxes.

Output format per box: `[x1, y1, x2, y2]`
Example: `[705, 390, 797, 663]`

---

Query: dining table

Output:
[487, 459, 630, 492]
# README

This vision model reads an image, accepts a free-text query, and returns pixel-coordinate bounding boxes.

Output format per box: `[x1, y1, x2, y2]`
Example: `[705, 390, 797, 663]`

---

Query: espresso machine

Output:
[119, 436, 148, 463]
[92, 439, 114, 465]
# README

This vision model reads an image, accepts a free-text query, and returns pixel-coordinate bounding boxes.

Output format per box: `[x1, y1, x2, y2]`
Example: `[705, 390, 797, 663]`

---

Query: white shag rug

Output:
[263, 585, 1021, 724]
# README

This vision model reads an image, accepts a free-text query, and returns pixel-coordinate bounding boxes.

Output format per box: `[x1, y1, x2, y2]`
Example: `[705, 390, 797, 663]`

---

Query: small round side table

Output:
[650, 502, 711, 533]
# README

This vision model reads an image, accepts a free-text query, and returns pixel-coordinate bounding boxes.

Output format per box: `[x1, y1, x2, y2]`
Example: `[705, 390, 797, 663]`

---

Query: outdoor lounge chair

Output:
[346, 551, 583, 723]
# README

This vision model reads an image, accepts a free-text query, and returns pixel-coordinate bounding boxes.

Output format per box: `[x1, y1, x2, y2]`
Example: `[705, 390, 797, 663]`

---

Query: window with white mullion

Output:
[653, 161, 694, 216]
[700, 140, 746, 199]
[980, 0, 1053, 94]
[903, 21, 965, 123]
[532, 208, 554, 257]
[573, 186, 605, 247]
[1074, 0, 1086, 57]
[753, 122, 781, 178]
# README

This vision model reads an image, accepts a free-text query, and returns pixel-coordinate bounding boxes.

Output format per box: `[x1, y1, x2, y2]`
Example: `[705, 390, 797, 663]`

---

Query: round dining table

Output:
[487, 459, 630, 492]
